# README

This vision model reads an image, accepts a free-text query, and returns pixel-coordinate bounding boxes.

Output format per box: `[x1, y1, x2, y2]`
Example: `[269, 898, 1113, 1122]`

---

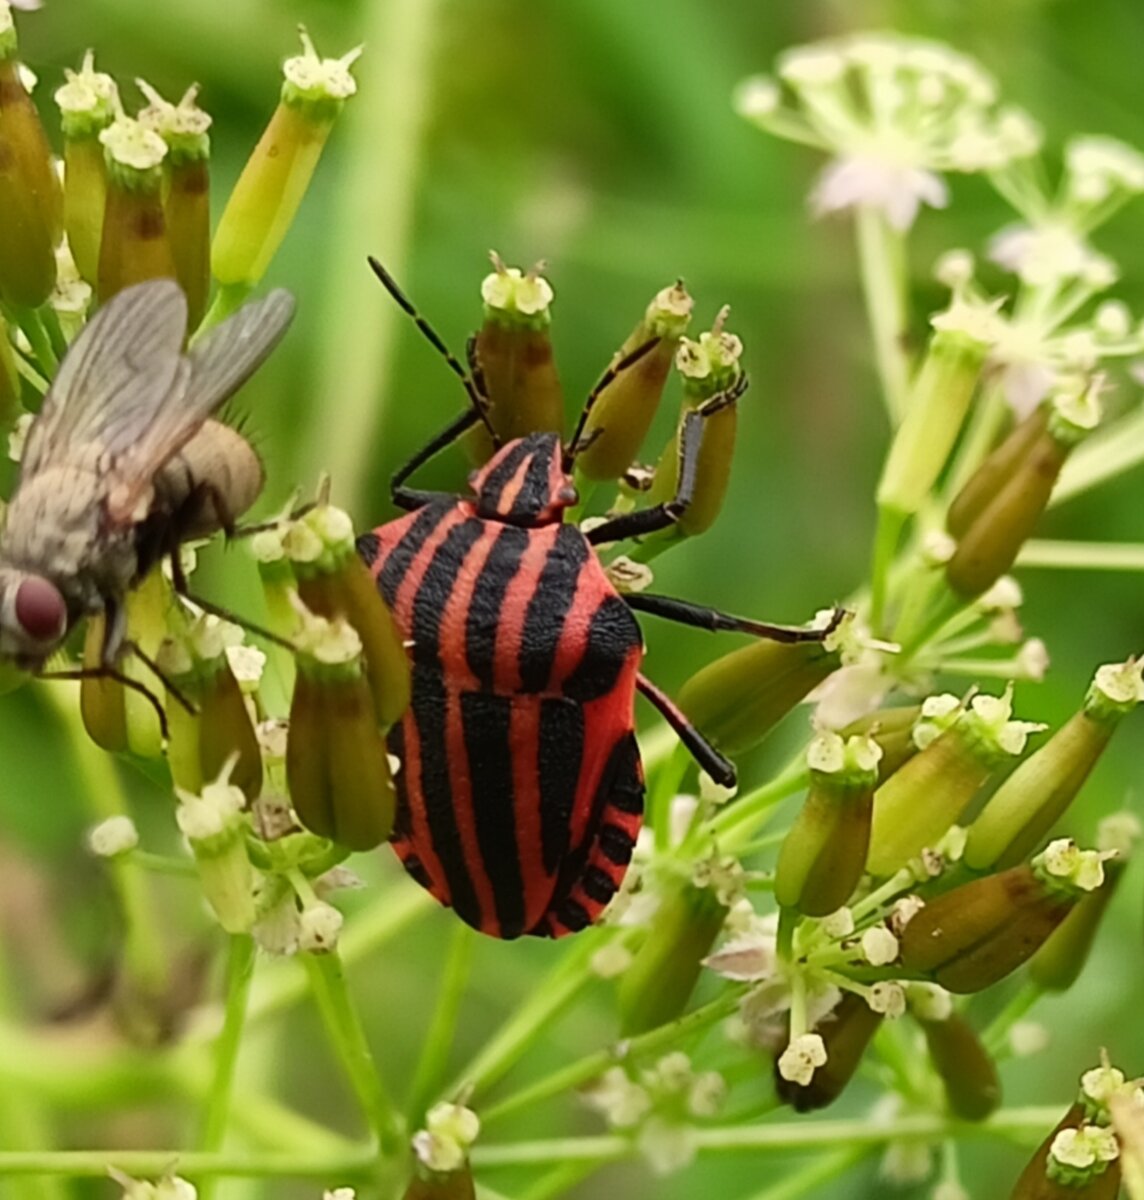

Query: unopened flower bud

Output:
[87, 815, 139, 858]
[617, 880, 729, 1035]
[915, 1009, 1001, 1120]
[899, 842, 1107, 993]
[54, 51, 117, 284]
[867, 689, 1043, 877]
[775, 731, 881, 916]
[405, 1103, 480, 1200]
[298, 900, 343, 953]
[677, 609, 845, 754]
[1010, 1110, 1123, 1200]
[284, 504, 411, 728]
[175, 764, 255, 934]
[839, 705, 922, 778]
[576, 281, 693, 482]
[110, 1171, 197, 1200]
[877, 316, 993, 517]
[946, 380, 1101, 599]
[646, 309, 744, 537]
[97, 116, 176, 303]
[212, 30, 361, 295]
[775, 992, 882, 1111]
[965, 660, 1143, 871]
[0, 23, 61, 308]
[138, 81, 212, 329]
[287, 605, 397, 851]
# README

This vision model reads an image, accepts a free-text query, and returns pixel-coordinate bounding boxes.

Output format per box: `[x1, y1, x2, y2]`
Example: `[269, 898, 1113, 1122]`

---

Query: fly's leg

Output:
[41, 666, 171, 741]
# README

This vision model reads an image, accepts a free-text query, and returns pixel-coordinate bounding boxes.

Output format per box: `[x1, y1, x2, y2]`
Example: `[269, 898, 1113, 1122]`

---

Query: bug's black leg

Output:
[636, 673, 736, 788]
[564, 336, 660, 467]
[586, 375, 747, 546]
[124, 639, 196, 714]
[391, 408, 480, 511]
[625, 593, 842, 644]
[40, 667, 171, 742]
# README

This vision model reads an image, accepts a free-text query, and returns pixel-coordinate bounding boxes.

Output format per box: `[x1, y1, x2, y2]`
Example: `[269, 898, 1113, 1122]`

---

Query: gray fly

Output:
[0, 278, 295, 674]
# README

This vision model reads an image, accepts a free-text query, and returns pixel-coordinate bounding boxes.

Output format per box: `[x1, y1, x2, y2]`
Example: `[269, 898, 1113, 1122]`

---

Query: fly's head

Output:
[471, 431, 578, 527]
[0, 567, 69, 669]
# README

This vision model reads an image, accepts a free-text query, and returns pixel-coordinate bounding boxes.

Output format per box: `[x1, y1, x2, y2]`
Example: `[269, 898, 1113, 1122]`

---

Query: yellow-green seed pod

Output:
[404, 1103, 481, 1200]
[965, 661, 1144, 872]
[899, 840, 1107, 993]
[403, 1167, 476, 1200]
[118, 568, 171, 759]
[617, 880, 728, 1036]
[1010, 1116, 1122, 1199]
[139, 82, 212, 331]
[576, 282, 693, 482]
[466, 255, 564, 463]
[287, 609, 396, 851]
[283, 504, 411, 729]
[946, 380, 1101, 599]
[175, 765, 256, 934]
[839, 704, 922, 779]
[211, 30, 360, 293]
[97, 117, 176, 304]
[0, 38, 62, 308]
[646, 310, 744, 538]
[1028, 814, 1138, 991]
[916, 1009, 1001, 1120]
[867, 690, 1044, 877]
[54, 51, 118, 285]
[677, 610, 845, 755]
[80, 614, 128, 753]
[775, 992, 882, 1112]
[776, 731, 881, 917]
[877, 309, 993, 518]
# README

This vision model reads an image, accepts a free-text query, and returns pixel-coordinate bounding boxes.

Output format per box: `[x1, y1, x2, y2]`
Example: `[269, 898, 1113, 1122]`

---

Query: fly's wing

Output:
[104, 287, 296, 523]
[21, 279, 189, 482]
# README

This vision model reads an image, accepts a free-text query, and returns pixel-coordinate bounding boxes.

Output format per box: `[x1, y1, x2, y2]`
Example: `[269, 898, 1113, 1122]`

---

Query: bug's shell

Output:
[360, 490, 647, 939]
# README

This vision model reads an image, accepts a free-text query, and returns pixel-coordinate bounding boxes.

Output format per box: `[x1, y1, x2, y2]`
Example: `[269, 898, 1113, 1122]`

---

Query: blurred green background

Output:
[3, 0, 1144, 1196]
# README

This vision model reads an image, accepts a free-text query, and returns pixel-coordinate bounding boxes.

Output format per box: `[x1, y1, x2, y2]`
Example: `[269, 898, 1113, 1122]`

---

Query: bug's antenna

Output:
[563, 336, 660, 471]
[367, 257, 502, 447]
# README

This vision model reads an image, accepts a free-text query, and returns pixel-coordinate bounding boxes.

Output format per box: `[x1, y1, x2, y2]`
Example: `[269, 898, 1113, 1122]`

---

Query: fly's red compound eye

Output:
[14, 577, 67, 643]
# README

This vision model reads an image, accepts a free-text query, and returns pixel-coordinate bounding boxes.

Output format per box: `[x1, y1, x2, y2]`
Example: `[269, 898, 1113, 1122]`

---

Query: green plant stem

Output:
[448, 933, 601, 1101]
[196, 934, 257, 1200]
[131, 850, 199, 876]
[1052, 404, 1144, 505]
[983, 979, 1043, 1058]
[518, 1155, 624, 1200]
[303, 949, 403, 1155]
[742, 1146, 872, 1200]
[479, 989, 742, 1126]
[854, 207, 910, 425]
[650, 741, 692, 852]
[0, 1149, 377, 1180]
[406, 921, 476, 1123]
[869, 504, 906, 635]
[1017, 538, 1144, 571]
[306, 0, 442, 510]
[11, 306, 58, 375]
[707, 759, 809, 851]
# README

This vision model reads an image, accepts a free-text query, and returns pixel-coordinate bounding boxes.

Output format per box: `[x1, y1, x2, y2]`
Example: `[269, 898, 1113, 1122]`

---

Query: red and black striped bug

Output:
[357, 258, 829, 939]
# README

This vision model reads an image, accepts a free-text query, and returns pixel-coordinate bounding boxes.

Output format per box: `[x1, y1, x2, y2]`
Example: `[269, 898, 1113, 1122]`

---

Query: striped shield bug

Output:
[358, 259, 832, 940]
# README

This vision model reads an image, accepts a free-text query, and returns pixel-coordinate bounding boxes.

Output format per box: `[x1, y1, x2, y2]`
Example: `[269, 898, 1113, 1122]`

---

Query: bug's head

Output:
[470, 431, 578, 527]
[0, 569, 69, 668]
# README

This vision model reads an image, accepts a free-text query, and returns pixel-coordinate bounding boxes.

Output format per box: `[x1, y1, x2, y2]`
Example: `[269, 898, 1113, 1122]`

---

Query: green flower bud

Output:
[139, 82, 212, 330]
[211, 30, 360, 293]
[899, 840, 1109, 993]
[283, 504, 411, 729]
[156, 616, 263, 802]
[946, 379, 1101, 599]
[877, 307, 993, 517]
[576, 282, 693, 482]
[775, 992, 882, 1111]
[915, 1009, 1001, 1120]
[1028, 814, 1139, 991]
[287, 607, 397, 851]
[677, 609, 845, 754]
[867, 689, 1044, 877]
[965, 661, 1143, 871]
[646, 310, 744, 538]
[0, 41, 62, 308]
[617, 879, 728, 1036]
[97, 116, 177, 304]
[840, 704, 922, 779]
[175, 764, 256, 934]
[775, 731, 881, 917]
[54, 51, 118, 284]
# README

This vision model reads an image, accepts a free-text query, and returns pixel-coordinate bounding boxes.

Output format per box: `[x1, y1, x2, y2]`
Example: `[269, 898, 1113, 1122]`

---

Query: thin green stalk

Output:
[303, 949, 403, 1154]
[650, 741, 691, 852]
[448, 933, 601, 1101]
[479, 989, 743, 1126]
[1017, 538, 1144, 571]
[307, 0, 442, 510]
[196, 934, 257, 1200]
[854, 207, 910, 424]
[869, 503, 906, 636]
[406, 921, 476, 1123]
[707, 759, 809, 851]
[983, 979, 1042, 1058]
[0, 1149, 377, 1180]
[518, 1154, 624, 1200]
[10, 306, 57, 375]
[131, 850, 199, 877]
[741, 1146, 872, 1200]
[1053, 405, 1144, 505]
